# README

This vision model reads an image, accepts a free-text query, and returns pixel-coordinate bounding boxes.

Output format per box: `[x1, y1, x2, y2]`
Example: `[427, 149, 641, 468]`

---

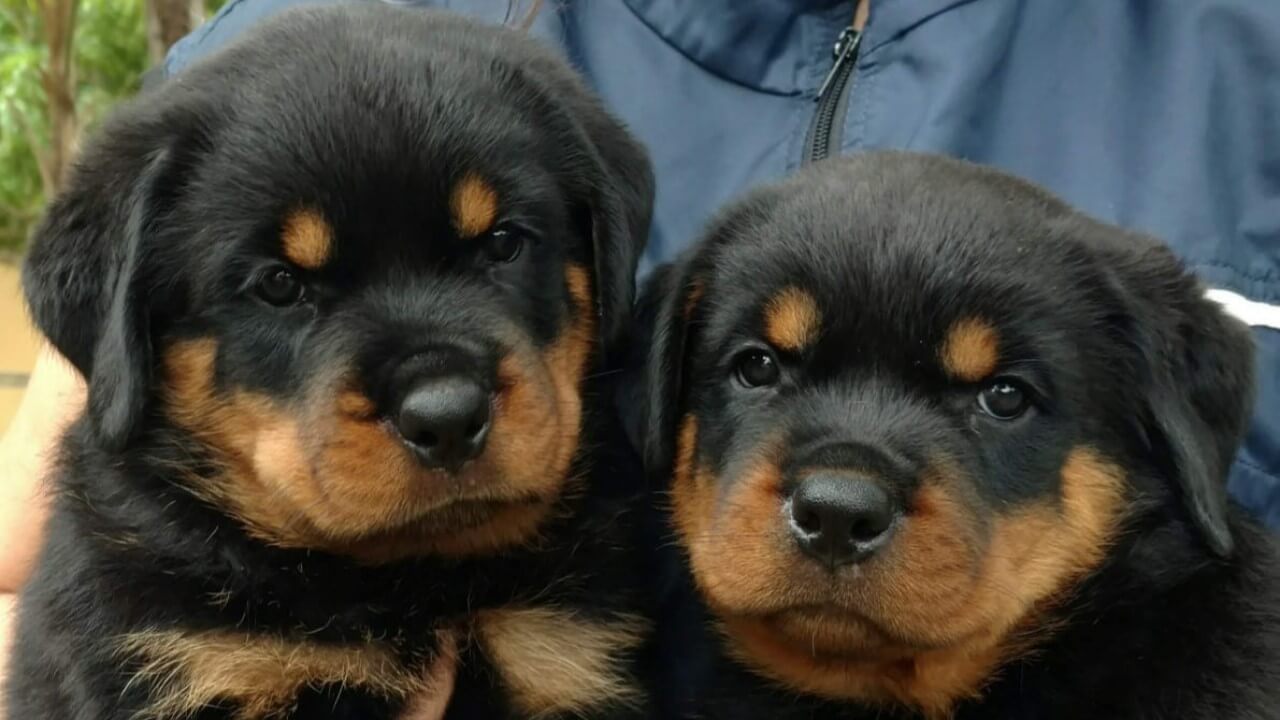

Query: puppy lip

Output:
[344, 416, 538, 498]
[410, 495, 546, 529]
[335, 493, 550, 545]
[759, 605, 946, 655]
[407, 471, 552, 513]
[785, 603, 876, 624]
[744, 609, 896, 655]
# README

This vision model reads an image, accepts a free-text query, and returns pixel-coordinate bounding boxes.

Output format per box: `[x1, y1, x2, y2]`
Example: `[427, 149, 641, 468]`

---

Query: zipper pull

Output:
[816, 27, 862, 102]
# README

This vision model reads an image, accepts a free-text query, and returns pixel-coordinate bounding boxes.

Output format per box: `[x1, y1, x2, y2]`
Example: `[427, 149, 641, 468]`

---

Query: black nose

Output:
[396, 375, 492, 471]
[789, 474, 897, 568]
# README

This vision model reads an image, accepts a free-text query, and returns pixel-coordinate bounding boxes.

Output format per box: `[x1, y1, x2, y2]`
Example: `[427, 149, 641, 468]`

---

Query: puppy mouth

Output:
[406, 494, 549, 534]
[733, 604, 960, 660]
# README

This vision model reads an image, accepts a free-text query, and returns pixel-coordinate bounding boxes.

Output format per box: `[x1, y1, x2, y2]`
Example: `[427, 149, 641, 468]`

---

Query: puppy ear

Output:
[23, 115, 182, 450]
[584, 128, 654, 359]
[1146, 290, 1254, 557]
[1102, 238, 1256, 557]
[509, 48, 654, 359]
[632, 258, 700, 475]
[629, 193, 779, 475]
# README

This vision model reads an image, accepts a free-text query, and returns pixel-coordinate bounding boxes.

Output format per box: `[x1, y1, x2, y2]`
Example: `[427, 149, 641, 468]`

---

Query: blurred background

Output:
[0, 0, 224, 432]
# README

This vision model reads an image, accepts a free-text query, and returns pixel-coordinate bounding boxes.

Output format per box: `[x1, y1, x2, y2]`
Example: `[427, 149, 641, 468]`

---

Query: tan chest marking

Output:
[475, 607, 649, 718]
[118, 629, 431, 719]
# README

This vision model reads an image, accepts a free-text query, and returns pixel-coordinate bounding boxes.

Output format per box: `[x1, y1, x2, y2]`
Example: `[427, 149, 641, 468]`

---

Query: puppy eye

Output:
[480, 229, 524, 265]
[977, 380, 1029, 420]
[734, 349, 781, 388]
[256, 267, 307, 306]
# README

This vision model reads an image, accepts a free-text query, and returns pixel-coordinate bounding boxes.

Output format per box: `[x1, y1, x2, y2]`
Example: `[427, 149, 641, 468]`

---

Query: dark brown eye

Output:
[977, 380, 1029, 420]
[735, 350, 780, 388]
[480, 229, 524, 265]
[256, 267, 306, 306]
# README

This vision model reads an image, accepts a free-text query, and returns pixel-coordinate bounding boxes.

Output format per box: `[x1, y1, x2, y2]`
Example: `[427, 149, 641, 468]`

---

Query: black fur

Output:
[8, 5, 654, 719]
[634, 152, 1280, 719]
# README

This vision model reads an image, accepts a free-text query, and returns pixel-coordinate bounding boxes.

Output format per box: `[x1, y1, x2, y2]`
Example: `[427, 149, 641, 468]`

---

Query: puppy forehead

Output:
[700, 221, 1067, 375]
[187, 58, 574, 263]
[240, 166, 558, 272]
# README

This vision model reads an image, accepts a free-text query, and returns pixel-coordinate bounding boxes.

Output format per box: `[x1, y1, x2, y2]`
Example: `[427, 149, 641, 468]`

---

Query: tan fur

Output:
[161, 264, 595, 562]
[160, 340, 557, 561]
[117, 629, 434, 719]
[668, 416, 713, 576]
[476, 607, 648, 718]
[460, 262, 595, 551]
[763, 287, 822, 352]
[336, 390, 375, 418]
[450, 174, 499, 238]
[672, 426, 790, 613]
[280, 209, 333, 270]
[941, 317, 1000, 382]
[673, 425, 1127, 714]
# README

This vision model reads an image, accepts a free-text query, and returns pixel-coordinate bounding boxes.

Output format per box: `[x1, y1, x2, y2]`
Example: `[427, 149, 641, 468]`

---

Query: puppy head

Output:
[639, 152, 1253, 711]
[23, 5, 652, 562]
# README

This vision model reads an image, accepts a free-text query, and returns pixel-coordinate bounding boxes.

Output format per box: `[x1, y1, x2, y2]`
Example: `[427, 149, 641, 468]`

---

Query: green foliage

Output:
[0, 0, 49, 251]
[0, 0, 225, 253]
[78, 0, 149, 124]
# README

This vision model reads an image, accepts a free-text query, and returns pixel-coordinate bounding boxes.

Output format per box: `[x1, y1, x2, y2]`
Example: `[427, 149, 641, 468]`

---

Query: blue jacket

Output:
[167, 0, 1280, 528]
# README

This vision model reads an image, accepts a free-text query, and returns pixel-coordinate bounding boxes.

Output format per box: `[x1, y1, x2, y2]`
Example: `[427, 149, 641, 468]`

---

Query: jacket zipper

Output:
[805, 25, 862, 164]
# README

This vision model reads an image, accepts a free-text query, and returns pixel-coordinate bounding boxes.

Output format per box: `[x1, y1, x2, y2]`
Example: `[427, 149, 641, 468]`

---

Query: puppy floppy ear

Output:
[1146, 290, 1254, 557]
[628, 194, 779, 476]
[1102, 238, 1256, 557]
[509, 48, 654, 359]
[631, 257, 701, 476]
[23, 114, 185, 450]
[583, 126, 653, 359]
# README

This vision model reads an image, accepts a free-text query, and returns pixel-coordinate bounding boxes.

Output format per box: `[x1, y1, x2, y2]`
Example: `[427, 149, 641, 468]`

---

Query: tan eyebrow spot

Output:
[450, 174, 500, 238]
[941, 317, 1001, 381]
[280, 209, 333, 270]
[763, 287, 822, 352]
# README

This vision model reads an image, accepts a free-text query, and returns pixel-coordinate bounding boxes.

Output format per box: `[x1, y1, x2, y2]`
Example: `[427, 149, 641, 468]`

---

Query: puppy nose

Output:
[789, 474, 897, 568]
[396, 375, 492, 471]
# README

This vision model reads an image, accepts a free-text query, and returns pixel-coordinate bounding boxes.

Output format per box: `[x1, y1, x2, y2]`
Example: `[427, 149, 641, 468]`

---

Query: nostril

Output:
[795, 508, 822, 535]
[418, 430, 439, 449]
[850, 514, 889, 543]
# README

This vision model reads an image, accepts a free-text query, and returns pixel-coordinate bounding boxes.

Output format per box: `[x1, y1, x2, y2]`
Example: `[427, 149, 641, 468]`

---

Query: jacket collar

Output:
[620, 0, 973, 94]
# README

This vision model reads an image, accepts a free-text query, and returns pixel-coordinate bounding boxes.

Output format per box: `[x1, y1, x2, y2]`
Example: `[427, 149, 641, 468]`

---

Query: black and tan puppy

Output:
[635, 153, 1280, 719]
[7, 5, 654, 719]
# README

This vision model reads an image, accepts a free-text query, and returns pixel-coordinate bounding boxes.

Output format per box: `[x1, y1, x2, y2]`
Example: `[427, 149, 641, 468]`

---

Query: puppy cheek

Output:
[671, 417, 794, 613]
[163, 340, 420, 542]
[861, 476, 989, 640]
[162, 338, 294, 518]
[481, 352, 570, 500]
[302, 411, 424, 533]
[871, 449, 1125, 644]
[483, 263, 595, 500]
[982, 447, 1126, 623]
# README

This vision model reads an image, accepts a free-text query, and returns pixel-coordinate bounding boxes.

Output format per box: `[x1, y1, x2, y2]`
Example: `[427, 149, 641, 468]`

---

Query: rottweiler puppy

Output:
[633, 152, 1280, 719]
[7, 5, 654, 719]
